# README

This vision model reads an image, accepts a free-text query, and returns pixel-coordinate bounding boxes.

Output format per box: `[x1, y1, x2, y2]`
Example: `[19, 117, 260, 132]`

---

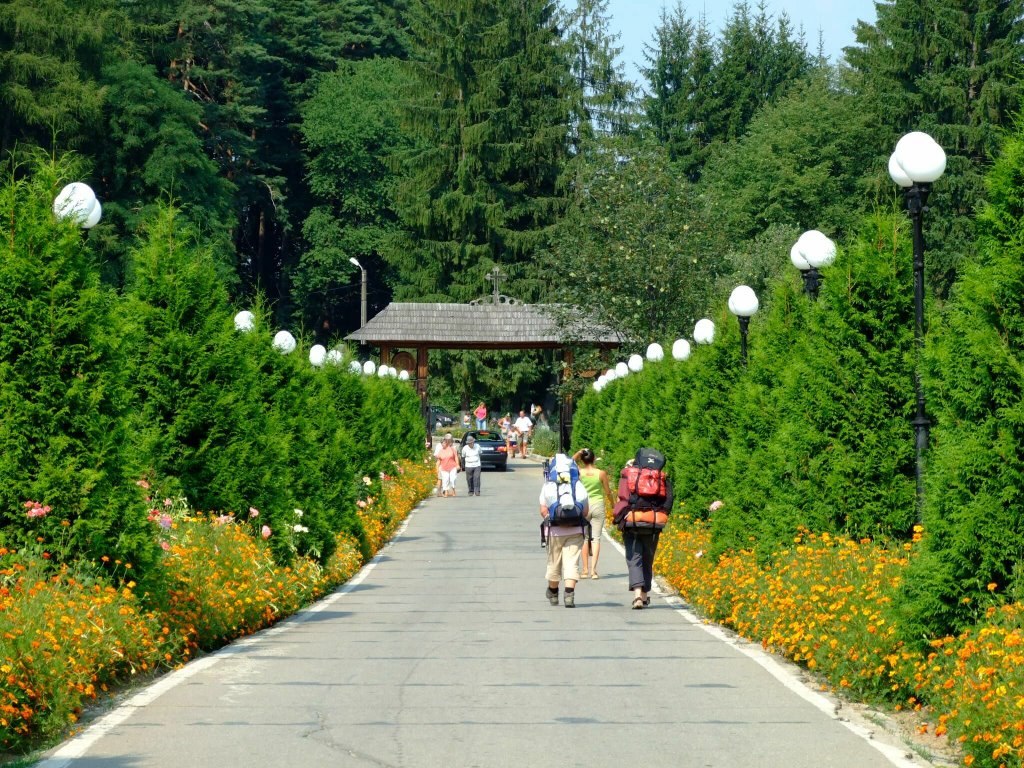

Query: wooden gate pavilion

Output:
[346, 301, 619, 448]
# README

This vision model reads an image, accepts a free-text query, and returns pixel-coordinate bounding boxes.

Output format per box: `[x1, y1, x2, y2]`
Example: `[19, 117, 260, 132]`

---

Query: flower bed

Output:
[0, 458, 435, 753]
[654, 516, 1024, 768]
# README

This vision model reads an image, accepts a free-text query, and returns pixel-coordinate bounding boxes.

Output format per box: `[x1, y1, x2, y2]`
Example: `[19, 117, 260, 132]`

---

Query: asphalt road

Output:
[35, 457, 936, 768]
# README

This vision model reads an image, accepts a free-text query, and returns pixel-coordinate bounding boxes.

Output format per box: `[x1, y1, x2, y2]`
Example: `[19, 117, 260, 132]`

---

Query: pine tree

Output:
[640, 1, 808, 182]
[563, 0, 633, 153]
[845, 0, 1024, 293]
[708, 1, 809, 144]
[640, 4, 716, 179]
[389, 0, 572, 302]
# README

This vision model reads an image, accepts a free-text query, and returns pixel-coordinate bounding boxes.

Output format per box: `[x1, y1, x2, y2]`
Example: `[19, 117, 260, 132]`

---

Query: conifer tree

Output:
[0, 0, 113, 152]
[563, 0, 633, 152]
[640, 5, 716, 180]
[902, 122, 1024, 639]
[845, 0, 1024, 293]
[710, 217, 919, 558]
[0, 155, 156, 572]
[389, 0, 572, 302]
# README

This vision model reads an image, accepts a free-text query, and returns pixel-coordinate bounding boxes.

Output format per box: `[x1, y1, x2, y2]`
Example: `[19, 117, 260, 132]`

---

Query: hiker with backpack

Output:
[539, 453, 591, 608]
[612, 448, 673, 610]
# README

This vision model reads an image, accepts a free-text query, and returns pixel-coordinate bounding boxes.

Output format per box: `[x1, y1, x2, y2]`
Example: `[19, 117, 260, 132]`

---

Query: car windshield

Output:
[469, 431, 501, 441]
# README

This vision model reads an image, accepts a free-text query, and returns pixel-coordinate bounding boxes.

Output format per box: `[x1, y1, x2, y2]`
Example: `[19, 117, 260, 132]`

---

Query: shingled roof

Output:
[346, 303, 619, 349]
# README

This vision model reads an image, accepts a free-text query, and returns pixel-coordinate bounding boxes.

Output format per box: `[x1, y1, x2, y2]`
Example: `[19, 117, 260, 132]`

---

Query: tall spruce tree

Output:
[563, 0, 633, 153]
[705, 1, 809, 145]
[123, 0, 406, 311]
[640, 1, 808, 181]
[640, 5, 716, 180]
[389, 0, 572, 302]
[845, 0, 1024, 294]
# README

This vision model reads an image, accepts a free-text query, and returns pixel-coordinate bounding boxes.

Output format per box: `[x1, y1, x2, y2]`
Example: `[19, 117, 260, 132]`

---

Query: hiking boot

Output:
[564, 591, 575, 608]
[546, 587, 559, 606]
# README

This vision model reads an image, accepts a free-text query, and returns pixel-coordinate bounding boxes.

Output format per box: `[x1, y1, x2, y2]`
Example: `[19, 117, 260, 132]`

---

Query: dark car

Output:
[429, 405, 456, 428]
[459, 429, 509, 471]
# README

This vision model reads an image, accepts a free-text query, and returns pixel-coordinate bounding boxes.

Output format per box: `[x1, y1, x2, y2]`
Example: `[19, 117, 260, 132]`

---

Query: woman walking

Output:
[435, 434, 460, 497]
[573, 448, 612, 578]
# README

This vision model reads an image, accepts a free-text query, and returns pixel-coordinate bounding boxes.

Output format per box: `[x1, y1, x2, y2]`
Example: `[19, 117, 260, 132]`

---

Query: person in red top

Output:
[435, 434, 460, 497]
[474, 401, 488, 429]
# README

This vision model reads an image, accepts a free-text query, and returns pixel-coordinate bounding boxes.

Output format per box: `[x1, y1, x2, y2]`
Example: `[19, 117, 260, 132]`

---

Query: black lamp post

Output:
[791, 230, 836, 300]
[889, 131, 947, 522]
[728, 285, 759, 366]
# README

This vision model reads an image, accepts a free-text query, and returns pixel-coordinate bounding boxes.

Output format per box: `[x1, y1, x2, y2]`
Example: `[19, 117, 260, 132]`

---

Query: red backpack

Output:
[623, 465, 667, 503]
[615, 448, 670, 530]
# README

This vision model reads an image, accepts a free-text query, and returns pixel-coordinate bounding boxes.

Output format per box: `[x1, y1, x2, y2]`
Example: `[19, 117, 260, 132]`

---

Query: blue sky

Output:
[598, 0, 879, 85]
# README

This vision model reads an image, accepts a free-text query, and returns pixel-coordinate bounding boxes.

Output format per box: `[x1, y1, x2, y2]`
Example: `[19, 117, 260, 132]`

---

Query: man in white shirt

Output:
[460, 435, 482, 496]
[513, 410, 533, 458]
[539, 453, 590, 608]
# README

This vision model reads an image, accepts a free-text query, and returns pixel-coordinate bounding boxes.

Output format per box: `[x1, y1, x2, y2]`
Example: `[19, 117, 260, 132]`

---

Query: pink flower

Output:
[708, 500, 724, 512]
[24, 501, 50, 519]
[261, 525, 271, 539]
[158, 515, 172, 530]
[248, 507, 259, 518]
[163, 498, 173, 508]
[160, 541, 171, 551]
[215, 514, 232, 525]
[136, 479, 151, 490]
[356, 500, 367, 509]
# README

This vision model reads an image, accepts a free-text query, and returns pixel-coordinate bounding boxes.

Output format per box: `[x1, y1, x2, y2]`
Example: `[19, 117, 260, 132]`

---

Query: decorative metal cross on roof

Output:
[485, 266, 506, 304]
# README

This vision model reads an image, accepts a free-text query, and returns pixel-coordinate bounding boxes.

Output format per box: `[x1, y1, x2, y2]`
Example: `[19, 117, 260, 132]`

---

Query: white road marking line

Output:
[33, 507, 422, 768]
[603, 530, 924, 768]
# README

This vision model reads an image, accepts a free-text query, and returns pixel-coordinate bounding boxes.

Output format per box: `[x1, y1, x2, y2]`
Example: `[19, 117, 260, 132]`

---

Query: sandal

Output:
[642, 593, 650, 606]
[591, 572, 599, 579]
[580, 570, 589, 578]
[631, 596, 644, 610]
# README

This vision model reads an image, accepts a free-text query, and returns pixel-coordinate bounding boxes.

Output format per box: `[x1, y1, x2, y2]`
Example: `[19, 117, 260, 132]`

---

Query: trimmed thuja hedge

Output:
[574, 199, 1024, 643]
[0, 154, 424, 580]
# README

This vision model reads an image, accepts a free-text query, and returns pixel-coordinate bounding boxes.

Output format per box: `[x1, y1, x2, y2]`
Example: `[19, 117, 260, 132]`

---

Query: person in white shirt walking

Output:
[461, 435, 483, 496]
[540, 453, 590, 608]
[513, 410, 533, 458]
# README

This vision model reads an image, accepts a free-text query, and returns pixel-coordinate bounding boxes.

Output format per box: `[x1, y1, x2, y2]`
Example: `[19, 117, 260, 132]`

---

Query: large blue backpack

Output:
[539, 457, 592, 547]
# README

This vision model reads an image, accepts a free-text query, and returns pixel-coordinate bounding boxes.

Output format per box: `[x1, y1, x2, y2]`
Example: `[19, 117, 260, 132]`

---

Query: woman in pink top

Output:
[435, 434, 460, 497]
[474, 401, 488, 429]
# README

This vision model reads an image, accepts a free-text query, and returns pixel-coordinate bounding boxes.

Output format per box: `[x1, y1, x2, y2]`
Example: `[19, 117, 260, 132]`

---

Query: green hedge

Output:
[573, 193, 1024, 639]
[0, 156, 424, 581]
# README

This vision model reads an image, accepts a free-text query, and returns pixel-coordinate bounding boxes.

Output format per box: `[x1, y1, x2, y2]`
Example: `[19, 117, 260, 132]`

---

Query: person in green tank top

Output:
[573, 448, 613, 578]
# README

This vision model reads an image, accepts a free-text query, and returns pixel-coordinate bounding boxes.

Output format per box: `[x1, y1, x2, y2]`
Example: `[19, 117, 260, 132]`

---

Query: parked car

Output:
[459, 429, 508, 471]
[429, 405, 456, 428]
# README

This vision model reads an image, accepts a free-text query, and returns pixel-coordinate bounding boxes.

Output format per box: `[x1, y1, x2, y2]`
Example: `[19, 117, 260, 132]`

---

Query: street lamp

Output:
[728, 285, 759, 365]
[790, 230, 836, 300]
[349, 257, 367, 330]
[693, 319, 715, 345]
[889, 130, 946, 521]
